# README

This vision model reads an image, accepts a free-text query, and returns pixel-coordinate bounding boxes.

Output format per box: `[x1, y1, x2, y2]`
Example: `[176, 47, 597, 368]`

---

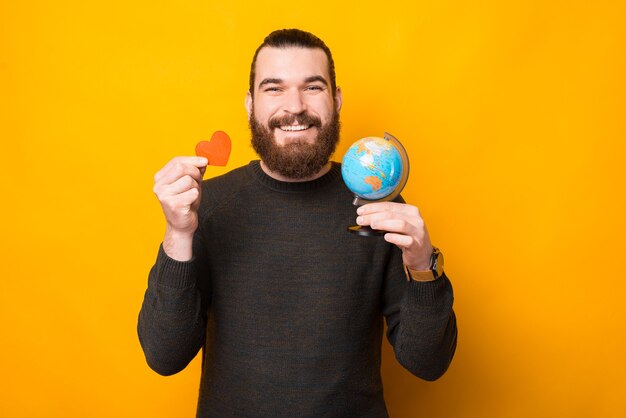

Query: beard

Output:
[249, 106, 341, 179]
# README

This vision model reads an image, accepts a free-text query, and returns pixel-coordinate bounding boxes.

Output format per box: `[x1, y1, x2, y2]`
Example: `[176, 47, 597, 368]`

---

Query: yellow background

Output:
[2, 0, 625, 417]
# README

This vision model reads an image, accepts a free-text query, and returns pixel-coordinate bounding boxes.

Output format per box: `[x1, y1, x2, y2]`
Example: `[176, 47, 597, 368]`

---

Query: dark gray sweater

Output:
[138, 161, 457, 417]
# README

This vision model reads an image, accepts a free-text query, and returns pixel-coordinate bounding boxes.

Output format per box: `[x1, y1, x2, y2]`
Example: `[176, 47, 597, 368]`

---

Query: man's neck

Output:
[259, 161, 332, 183]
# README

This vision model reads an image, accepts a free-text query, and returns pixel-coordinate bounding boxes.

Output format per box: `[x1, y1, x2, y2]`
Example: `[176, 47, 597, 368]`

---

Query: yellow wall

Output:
[2, 1, 625, 417]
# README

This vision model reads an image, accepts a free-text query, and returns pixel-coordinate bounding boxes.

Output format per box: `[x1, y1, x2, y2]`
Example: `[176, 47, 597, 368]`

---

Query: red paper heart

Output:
[195, 131, 231, 166]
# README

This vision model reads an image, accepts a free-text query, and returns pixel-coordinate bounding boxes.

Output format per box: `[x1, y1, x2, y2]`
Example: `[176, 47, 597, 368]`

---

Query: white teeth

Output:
[280, 125, 309, 131]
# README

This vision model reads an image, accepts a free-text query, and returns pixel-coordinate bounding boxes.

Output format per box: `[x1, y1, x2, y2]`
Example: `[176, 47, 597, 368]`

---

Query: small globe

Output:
[341, 134, 409, 202]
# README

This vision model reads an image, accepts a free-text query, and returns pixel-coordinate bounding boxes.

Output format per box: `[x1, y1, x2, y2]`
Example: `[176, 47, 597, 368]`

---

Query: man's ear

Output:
[245, 91, 253, 120]
[334, 87, 343, 112]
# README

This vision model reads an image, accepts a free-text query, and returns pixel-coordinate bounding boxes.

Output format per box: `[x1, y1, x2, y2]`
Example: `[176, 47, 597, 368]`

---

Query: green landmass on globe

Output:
[341, 136, 405, 201]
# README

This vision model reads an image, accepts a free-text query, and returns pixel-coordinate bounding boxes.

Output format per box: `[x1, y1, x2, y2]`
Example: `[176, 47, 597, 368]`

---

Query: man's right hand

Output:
[153, 156, 208, 260]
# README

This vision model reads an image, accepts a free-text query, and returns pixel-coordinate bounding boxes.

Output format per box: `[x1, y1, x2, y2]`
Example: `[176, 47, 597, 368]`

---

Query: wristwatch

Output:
[404, 247, 444, 282]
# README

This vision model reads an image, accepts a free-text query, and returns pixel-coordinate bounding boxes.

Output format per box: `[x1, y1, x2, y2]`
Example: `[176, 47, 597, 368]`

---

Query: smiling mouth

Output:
[279, 125, 312, 132]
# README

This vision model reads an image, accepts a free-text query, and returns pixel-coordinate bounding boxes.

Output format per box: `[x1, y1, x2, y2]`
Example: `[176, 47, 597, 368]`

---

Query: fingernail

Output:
[356, 216, 363, 225]
[356, 207, 364, 215]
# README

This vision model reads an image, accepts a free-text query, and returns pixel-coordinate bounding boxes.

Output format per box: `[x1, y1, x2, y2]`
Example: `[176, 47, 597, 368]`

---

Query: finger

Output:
[163, 175, 200, 197]
[387, 232, 434, 269]
[154, 156, 207, 183]
[155, 157, 208, 185]
[361, 218, 421, 238]
[163, 187, 200, 212]
[172, 156, 208, 168]
[357, 202, 421, 217]
[356, 210, 396, 225]
[176, 187, 200, 210]
[357, 211, 424, 232]
[383, 232, 415, 248]
[162, 158, 207, 184]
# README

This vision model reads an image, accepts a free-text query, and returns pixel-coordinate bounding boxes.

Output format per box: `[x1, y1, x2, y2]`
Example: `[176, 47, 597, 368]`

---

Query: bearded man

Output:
[138, 28, 457, 418]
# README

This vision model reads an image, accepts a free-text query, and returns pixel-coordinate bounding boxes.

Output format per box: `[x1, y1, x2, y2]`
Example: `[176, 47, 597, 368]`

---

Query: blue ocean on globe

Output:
[341, 137, 404, 200]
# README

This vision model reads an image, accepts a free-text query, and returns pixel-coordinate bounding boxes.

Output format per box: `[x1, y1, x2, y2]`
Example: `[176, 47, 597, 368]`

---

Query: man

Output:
[138, 28, 457, 417]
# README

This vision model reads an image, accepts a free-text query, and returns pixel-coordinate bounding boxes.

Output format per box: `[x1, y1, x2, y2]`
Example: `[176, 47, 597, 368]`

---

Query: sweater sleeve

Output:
[137, 234, 210, 376]
[382, 249, 457, 381]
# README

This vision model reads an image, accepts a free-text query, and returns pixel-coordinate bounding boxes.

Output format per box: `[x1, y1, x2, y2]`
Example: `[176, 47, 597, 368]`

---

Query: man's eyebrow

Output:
[258, 78, 283, 88]
[258, 76, 329, 88]
[304, 75, 329, 86]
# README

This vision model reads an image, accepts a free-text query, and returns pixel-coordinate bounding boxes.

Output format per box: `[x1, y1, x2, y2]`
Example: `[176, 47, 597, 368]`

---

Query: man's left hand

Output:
[356, 202, 433, 270]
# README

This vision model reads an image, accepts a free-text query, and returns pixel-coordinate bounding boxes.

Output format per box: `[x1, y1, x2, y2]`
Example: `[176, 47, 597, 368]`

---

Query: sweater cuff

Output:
[155, 244, 197, 289]
[406, 273, 449, 306]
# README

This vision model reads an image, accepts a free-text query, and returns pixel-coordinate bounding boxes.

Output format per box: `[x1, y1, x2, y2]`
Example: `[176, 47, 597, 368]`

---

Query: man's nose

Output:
[283, 89, 307, 114]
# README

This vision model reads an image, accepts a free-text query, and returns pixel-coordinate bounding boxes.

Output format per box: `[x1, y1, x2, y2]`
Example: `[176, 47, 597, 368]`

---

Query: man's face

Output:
[246, 46, 342, 179]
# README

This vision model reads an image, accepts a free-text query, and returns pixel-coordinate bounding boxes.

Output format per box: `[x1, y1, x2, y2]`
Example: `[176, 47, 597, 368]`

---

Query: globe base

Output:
[347, 225, 385, 237]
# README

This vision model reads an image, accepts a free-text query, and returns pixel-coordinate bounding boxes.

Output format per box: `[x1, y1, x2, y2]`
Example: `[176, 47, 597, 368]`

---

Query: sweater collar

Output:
[248, 160, 342, 193]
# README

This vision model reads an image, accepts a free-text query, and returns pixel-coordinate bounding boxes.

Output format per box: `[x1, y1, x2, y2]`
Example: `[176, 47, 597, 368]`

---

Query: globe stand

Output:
[342, 132, 410, 238]
[347, 225, 383, 236]
[348, 196, 386, 236]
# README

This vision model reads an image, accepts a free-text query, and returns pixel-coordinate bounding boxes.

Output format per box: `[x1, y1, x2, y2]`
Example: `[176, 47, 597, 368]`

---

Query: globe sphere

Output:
[341, 136, 404, 201]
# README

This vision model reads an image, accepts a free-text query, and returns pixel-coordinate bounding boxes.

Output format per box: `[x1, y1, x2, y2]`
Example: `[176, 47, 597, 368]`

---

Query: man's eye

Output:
[306, 85, 323, 91]
[264, 87, 280, 92]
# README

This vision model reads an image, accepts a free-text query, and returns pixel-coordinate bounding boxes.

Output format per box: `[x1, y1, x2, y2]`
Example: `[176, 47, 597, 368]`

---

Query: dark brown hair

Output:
[249, 29, 337, 97]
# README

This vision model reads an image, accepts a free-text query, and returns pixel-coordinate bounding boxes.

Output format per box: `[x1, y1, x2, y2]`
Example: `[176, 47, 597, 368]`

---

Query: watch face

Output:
[431, 248, 443, 278]
[435, 251, 444, 278]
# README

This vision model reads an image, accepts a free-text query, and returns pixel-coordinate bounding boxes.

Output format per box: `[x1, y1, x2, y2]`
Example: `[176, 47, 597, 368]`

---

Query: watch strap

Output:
[403, 247, 443, 282]
[403, 264, 437, 282]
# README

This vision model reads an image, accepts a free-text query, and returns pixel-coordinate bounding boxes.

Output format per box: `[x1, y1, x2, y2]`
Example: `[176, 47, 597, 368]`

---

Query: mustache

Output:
[268, 113, 322, 129]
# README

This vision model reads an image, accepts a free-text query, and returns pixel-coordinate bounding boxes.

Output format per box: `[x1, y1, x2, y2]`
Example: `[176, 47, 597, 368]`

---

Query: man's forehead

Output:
[254, 46, 330, 84]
